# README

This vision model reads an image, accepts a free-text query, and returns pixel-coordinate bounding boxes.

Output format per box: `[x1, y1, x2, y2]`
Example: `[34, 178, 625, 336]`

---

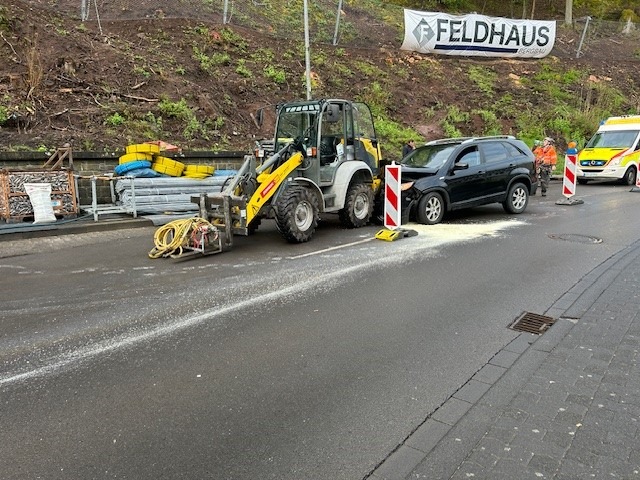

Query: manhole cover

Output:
[509, 312, 556, 334]
[548, 233, 603, 244]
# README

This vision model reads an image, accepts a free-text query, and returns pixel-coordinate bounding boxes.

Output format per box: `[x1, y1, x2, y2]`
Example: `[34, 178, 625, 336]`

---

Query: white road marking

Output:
[288, 237, 377, 259]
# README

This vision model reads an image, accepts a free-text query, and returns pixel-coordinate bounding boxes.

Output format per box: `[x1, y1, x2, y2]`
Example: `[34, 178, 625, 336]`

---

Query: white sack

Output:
[24, 183, 57, 224]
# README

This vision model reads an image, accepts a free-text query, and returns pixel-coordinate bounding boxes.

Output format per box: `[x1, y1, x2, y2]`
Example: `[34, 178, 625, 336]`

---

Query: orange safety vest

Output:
[536, 145, 557, 167]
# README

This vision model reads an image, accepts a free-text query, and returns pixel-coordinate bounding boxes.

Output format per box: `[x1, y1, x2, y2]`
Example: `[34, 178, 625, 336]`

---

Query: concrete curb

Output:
[0, 215, 154, 242]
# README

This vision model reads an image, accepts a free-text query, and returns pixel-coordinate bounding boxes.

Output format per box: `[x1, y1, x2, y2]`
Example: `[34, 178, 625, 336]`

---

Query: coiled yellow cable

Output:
[148, 217, 215, 259]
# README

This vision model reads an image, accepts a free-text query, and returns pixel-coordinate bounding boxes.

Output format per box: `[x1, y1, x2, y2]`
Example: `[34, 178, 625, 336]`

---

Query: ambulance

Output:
[577, 115, 640, 185]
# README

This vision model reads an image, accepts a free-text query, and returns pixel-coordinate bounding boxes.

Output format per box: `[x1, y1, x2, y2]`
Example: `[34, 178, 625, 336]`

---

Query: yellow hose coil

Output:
[155, 156, 186, 170]
[151, 162, 183, 177]
[126, 143, 161, 155]
[119, 152, 153, 164]
[182, 172, 210, 179]
[184, 164, 215, 175]
[148, 217, 215, 258]
[151, 156, 185, 177]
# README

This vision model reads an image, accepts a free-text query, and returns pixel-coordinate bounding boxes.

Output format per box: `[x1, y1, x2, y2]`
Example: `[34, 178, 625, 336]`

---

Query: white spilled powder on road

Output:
[292, 220, 524, 262]
[358, 219, 526, 265]
[406, 219, 524, 242]
[0, 219, 524, 386]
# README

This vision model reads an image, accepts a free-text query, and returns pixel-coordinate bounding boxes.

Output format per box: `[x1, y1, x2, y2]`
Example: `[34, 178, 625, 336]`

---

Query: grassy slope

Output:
[0, 0, 638, 160]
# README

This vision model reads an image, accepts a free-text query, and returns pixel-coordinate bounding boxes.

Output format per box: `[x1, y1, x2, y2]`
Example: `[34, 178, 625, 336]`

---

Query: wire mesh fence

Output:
[26, 0, 401, 49]
[569, 17, 640, 59]
[24, 0, 640, 59]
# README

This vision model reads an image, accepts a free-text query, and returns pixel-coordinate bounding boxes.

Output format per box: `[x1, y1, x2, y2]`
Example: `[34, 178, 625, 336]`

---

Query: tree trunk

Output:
[565, 0, 573, 25]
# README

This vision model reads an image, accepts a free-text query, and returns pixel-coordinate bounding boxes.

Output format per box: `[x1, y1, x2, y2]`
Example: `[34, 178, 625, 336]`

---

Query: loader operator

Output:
[534, 137, 557, 197]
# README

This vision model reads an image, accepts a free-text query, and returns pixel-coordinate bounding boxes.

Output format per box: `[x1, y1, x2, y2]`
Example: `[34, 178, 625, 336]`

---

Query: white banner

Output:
[401, 10, 555, 59]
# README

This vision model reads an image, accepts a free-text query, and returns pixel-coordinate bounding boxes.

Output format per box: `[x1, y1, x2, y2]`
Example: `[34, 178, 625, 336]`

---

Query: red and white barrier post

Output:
[384, 163, 401, 230]
[375, 162, 418, 241]
[557, 141, 584, 205]
[562, 141, 578, 198]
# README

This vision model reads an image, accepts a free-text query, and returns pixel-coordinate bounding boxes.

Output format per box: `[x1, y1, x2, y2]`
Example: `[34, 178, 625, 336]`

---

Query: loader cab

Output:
[318, 100, 381, 172]
[274, 102, 319, 153]
[273, 99, 381, 185]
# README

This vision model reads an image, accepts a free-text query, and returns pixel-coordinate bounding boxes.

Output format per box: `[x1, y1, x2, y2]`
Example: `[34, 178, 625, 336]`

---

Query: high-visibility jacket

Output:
[535, 145, 557, 167]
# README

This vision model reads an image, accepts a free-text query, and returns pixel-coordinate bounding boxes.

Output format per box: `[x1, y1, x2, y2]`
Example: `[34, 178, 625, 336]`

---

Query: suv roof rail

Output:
[461, 135, 516, 144]
[426, 135, 517, 146]
[425, 137, 473, 145]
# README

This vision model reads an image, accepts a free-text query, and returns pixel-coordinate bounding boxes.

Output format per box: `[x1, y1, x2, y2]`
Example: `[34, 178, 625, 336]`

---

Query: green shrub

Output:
[158, 98, 193, 120]
[372, 117, 420, 160]
[468, 66, 496, 95]
[356, 82, 391, 118]
[354, 60, 381, 77]
[183, 116, 201, 140]
[105, 112, 125, 127]
[193, 47, 230, 73]
[236, 60, 252, 78]
[473, 109, 502, 135]
[263, 65, 286, 84]
[219, 27, 247, 51]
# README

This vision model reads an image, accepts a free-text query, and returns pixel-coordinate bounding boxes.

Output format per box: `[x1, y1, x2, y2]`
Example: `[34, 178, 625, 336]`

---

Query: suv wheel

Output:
[502, 182, 529, 214]
[417, 192, 444, 225]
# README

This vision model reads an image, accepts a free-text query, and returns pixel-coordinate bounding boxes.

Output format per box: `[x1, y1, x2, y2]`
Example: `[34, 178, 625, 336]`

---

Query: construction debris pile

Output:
[112, 142, 236, 216]
[115, 142, 219, 179]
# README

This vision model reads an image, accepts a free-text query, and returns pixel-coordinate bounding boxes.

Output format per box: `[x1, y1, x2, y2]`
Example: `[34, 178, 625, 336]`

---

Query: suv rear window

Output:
[503, 141, 526, 157]
[480, 142, 508, 164]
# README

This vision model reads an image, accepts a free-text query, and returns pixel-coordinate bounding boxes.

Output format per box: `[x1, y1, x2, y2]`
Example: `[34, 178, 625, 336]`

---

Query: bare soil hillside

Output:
[0, 0, 638, 159]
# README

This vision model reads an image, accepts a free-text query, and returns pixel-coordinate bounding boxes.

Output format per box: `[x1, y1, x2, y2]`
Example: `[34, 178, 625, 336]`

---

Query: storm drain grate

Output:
[509, 312, 557, 334]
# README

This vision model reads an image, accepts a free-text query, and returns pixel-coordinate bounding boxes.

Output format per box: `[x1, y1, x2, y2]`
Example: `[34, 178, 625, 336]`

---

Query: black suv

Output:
[400, 136, 537, 224]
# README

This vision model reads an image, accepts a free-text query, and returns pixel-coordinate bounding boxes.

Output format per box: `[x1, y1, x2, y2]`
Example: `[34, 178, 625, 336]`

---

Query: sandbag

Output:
[24, 183, 57, 224]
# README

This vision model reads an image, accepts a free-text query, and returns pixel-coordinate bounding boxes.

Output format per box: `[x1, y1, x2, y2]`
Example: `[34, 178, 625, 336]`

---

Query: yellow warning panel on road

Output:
[375, 228, 402, 241]
[375, 228, 419, 241]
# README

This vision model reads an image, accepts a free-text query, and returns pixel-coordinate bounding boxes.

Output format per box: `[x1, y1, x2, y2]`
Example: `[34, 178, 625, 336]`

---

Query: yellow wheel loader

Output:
[190, 98, 384, 254]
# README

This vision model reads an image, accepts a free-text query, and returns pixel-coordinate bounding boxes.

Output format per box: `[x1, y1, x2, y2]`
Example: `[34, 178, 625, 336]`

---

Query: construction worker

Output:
[402, 139, 416, 158]
[534, 137, 557, 196]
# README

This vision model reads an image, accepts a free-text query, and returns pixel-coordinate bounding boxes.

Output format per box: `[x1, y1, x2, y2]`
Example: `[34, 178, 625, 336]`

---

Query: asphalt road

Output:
[1, 181, 639, 479]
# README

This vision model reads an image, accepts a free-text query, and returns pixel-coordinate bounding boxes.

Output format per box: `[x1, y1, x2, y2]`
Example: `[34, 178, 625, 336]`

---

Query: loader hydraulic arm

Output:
[245, 149, 304, 225]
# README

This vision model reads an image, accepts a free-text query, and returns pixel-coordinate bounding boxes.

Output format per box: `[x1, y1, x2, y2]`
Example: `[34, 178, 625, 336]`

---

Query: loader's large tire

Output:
[339, 182, 374, 228]
[275, 186, 319, 243]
